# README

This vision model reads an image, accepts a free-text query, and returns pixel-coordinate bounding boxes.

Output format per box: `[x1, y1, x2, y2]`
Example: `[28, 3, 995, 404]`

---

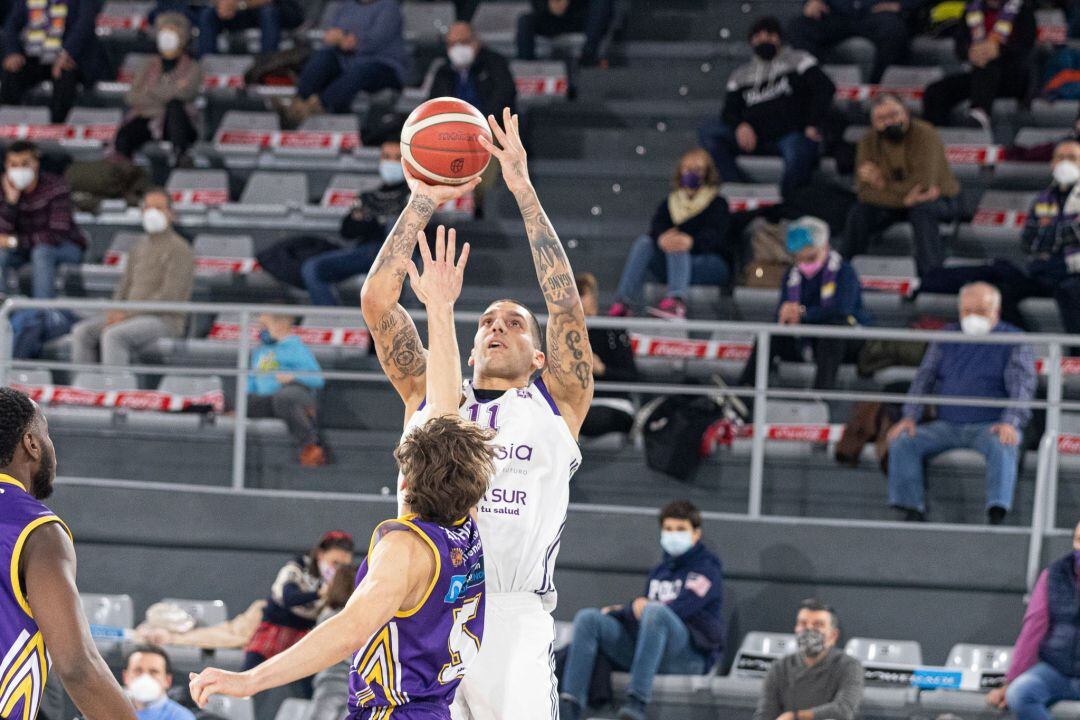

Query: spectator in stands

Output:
[577, 272, 637, 438]
[738, 217, 871, 391]
[987, 519, 1080, 719]
[607, 149, 732, 320]
[922, 0, 1036, 130]
[560, 500, 725, 720]
[70, 188, 195, 367]
[197, 0, 303, 57]
[432, 22, 516, 117]
[305, 561, 359, 720]
[114, 12, 202, 168]
[516, 0, 614, 66]
[0, 0, 104, 122]
[244, 531, 354, 674]
[698, 17, 835, 200]
[248, 312, 328, 466]
[122, 644, 196, 720]
[281, 0, 407, 126]
[786, 0, 909, 83]
[0, 140, 86, 298]
[841, 95, 960, 278]
[752, 599, 863, 720]
[886, 282, 1036, 524]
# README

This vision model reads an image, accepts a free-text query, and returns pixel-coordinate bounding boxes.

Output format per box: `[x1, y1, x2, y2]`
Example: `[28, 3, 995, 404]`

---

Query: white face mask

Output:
[379, 160, 405, 185]
[142, 207, 169, 235]
[7, 167, 34, 191]
[157, 29, 181, 56]
[960, 314, 993, 336]
[127, 673, 164, 704]
[448, 43, 476, 69]
[1054, 160, 1080, 188]
[319, 560, 336, 584]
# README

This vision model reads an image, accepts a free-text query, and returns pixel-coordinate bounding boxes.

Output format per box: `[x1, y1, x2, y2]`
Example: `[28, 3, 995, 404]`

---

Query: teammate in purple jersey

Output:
[0, 388, 136, 720]
[191, 226, 493, 719]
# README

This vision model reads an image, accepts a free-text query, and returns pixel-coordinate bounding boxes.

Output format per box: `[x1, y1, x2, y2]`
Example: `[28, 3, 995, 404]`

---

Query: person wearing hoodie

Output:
[559, 501, 725, 720]
[114, 12, 203, 167]
[698, 16, 835, 199]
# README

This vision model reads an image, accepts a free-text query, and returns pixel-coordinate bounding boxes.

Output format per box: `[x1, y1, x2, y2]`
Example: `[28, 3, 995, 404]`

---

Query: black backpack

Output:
[642, 396, 724, 481]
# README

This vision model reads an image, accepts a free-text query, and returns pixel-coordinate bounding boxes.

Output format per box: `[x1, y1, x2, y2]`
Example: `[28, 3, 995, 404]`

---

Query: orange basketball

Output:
[401, 97, 492, 186]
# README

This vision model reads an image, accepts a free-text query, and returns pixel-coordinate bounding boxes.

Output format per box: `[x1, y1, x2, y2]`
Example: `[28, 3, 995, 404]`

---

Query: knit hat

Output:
[749, 16, 783, 40]
[786, 216, 830, 253]
[154, 11, 192, 45]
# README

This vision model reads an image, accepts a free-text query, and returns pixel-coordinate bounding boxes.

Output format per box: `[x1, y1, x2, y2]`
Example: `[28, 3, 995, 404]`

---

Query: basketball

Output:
[401, 97, 492, 186]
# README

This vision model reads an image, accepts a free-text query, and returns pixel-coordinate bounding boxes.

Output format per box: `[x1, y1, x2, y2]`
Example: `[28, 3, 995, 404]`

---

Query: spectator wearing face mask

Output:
[559, 501, 725, 720]
[922, 0, 1035, 130]
[247, 313, 327, 466]
[114, 12, 202, 168]
[886, 282, 1035, 524]
[752, 599, 863, 720]
[985, 520, 1080, 718]
[0, 140, 86, 298]
[70, 188, 194, 367]
[699, 16, 835, 200]
[842, 95, 960, 278]
[122, 644, 195, 720]
[516, 0, 615, 67]
[431, 21, 516, 117]
[738, 217, 871, 391]
[607, 149, 732, 320]
[197, 0, 304, 57]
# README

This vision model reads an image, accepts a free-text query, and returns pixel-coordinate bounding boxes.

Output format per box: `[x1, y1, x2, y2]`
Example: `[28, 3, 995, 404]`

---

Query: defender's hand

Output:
[188, 668, 255, 707]
[407, 225, 470, 307]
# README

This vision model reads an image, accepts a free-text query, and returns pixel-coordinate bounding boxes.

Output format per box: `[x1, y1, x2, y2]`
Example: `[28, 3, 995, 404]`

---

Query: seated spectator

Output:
[752, 599, 863, 720]
[577, 272, 638, 438]
[987, 519, 1080, 719]
[607, 149, 732, 320]
[122, 644, 196, 720]
[114, 12, 202, 168]
[886, 282, 1035, 524]
[560, 501, 725, 720]
[136, 600, 266, 649]
[71, 189, 195, 367]
[0, 141, 86, 298]
[698, 17, 834, 200]
[841, 95, 960, 278]
[431, 22, 516, 117]
[923, 0, 1035, 129]
[280, 0, 407, 125]
[304, 561, 359, 720]
[516, 0, 614, 66]
[786, 0, 909, 83]
[0, 0, 104, 122]
[197, 0, 303, 57]
[738, 217, 871, 390]
[248, 313, 328, 466]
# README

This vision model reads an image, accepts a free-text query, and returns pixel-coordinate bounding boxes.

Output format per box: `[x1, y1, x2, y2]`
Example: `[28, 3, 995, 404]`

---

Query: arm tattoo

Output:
[373, 305, 427, 380]
[367, 195, 438, 286]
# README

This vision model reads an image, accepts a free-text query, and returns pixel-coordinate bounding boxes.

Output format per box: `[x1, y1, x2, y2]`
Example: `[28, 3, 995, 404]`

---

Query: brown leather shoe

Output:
[299, 443, 327, 467]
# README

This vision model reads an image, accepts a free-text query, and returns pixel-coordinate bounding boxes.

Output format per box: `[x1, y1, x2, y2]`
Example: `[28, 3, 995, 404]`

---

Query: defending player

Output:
[189, 226, 493, 718]
[361, 108, 594, 720]
[0, 387, 137, 720]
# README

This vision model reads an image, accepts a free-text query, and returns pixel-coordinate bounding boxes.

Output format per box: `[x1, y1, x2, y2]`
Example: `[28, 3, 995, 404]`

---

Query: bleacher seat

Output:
[314, 173, 381, 209]
[72, 371, 139, 392]
[845, 637, 923, 667]
[401, 1, 455, 41]
[214, 111, 280, 156]
[10, 369, 51, 386]
[80, 593, 134, 663]
[221, 173, 309, 217]
[946, 643, 1012, 674]
[852, 256, 918, 296]
[159, 375, 224, 397]
[0, 106, 49, 127]
[877, 66, 945, 104]
[511, 60, 571, 100]
[823, 64, 864, 104]
[202, 55, 254, 93]
[159, 598, 229, 627]
[472, 2, 530, 44]
[274, 699, 312, 720]
[202, 695, 255, 720]
[81, 232, 140, 293]
[1060, 413, 1080, 470]
[167, 170, 230, 211]
[96, 0, 153, 37]
[730, 632, 798, 677]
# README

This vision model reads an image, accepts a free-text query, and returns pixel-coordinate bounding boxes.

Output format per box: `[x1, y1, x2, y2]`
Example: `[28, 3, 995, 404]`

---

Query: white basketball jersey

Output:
[398, 378, 581, 612]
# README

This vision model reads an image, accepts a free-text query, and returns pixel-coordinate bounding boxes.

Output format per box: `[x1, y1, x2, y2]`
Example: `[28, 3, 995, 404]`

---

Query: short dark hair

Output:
[749, 16, 783, 40]
[396, 415, 495, 526]
[142, 186, 172, 207]
[798, 598, 839, 629]
[123, 644, 173, 675]
[659, 500, 702, 529]
[0, 388, 37, 467]
[871, 93, 905, 112]
[489, 298, 543, 352]
[5, 140, 39, 160]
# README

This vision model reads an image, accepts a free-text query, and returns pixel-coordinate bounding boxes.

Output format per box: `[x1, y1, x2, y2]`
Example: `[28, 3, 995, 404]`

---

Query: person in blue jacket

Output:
[559, 500, 725, 720]
[248, 312, 327, 466]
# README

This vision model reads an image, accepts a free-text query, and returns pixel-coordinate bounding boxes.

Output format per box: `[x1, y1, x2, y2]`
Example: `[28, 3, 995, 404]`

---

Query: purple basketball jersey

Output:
[0, 475, 70, 720]
[347, 514, 484, 719]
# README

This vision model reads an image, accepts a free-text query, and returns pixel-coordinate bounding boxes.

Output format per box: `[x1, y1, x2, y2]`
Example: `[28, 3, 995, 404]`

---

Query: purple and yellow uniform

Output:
[0, 474, 70, 720]
[348, 514, 484, 720]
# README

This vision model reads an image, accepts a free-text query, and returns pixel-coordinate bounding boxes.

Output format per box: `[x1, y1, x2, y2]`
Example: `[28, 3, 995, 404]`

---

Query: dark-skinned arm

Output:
[22, 523, 137, 720]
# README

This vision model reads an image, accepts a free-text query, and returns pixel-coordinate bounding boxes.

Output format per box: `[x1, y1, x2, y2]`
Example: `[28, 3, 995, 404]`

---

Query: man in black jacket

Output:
[786, 0, 911, 83]
[698, 16, 835, 199]
[516, 0, 614, 66]
[430, 21, 516, 117]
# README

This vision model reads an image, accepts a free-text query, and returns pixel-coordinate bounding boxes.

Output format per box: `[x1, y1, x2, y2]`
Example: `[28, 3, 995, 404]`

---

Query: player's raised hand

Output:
[479, 107, 532, 196]
[402, 162, 481, 208]
[188, 668, 255, 707]
[407, 225, 470, 307]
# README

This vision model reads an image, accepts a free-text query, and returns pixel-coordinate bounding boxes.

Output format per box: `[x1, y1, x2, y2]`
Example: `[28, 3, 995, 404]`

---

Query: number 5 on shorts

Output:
[439, 595, 482, 684]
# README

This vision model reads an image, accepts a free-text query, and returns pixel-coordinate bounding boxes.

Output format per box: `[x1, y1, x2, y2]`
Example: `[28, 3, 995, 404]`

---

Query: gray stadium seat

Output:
[845, 637, 923, 667]
[732, 286, 778, 322]
[730, 632, 798, 677]
[721, 183, 782, 212]
[472, 2, 530, 43]
[159, 375, 224, 397]
[1014, 127, 1070, 146]
[202, 55, 254, 92]
[81, 593, 134, 663]
[10, 369, 51, 386]
[72, 371, 140, 392]
[946, 643, 1012, 674]
[167, 170, 230, 210]
[66, 107, 123, 145]
[80, 232, 142, 293]
[511, 60, 570, 100]
[274, 699, 312, 720]
[823, 64, 864, 104]
[223, 173, 309, 216]
[97, 1, 154, 37]
[193, 235, 256, 262]
[0, 106, 49, 126]
[313, 173, 381, 210]
[402, 1, 454, 41]
[202, 695, 255, 720]
[159, 598, 229, 627]
[878, 66, 945, 102]
[765, 400, 829, 425]
[214, 111, 280, 155]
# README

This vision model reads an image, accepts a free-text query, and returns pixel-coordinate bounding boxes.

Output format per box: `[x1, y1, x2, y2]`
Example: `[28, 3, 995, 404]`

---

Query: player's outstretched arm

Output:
[360, 168, 479, 416]
[407, 225, 469, 417]
[188, 531, 432, 706]
[479, 108, 594, 434]
[22, 524, 137, 720]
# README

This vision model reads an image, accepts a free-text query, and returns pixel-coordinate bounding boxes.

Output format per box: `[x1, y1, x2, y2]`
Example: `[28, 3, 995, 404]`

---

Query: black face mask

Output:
[881, 123, 906, 142]
[753, 42, 779, 61]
